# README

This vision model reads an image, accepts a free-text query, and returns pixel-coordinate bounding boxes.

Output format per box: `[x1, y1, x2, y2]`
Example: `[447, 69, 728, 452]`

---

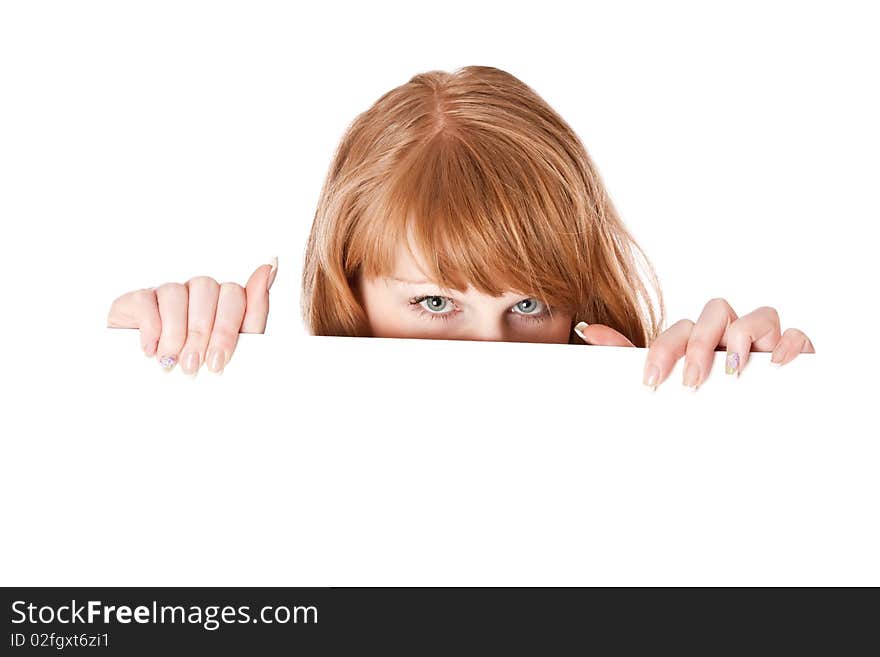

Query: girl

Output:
[107, 66, 814, 389]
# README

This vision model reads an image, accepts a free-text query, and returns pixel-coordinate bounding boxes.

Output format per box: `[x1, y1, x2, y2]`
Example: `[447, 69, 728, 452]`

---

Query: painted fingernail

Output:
[267, 256, 278, 291]
[158, 354, 177, 371]
[207, 348, 227, 373]
[573, 321, 590, 343]
[643, 363, 659, 389]
[725, 352, 740, 376]
[683, 361, 700, 389]
[181, 351, 200, 375]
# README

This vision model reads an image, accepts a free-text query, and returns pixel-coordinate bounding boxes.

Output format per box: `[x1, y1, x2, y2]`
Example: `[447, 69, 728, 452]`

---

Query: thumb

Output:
[241, 256, 277, 334]
[573, 321, 636, 347]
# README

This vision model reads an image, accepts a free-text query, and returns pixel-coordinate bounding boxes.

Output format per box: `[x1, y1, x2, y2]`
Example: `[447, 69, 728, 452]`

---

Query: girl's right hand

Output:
[106, 258, 277, 375]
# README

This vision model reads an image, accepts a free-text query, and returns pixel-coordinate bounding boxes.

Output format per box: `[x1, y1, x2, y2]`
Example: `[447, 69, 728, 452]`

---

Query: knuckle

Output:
[757, 305, 780, 321]
[210, 327, 238, 345]
[728, 325, 754, 342]
[705, 297, 735, 321]
[219, 281, 245, 295]
[188, 275, 219, 291]
[706, 297, 732, 311]
[160, 322, 186, 339]
[155, 282, 187, 298]
[186, 327, 209, 341]
[686, 335, 715, 353]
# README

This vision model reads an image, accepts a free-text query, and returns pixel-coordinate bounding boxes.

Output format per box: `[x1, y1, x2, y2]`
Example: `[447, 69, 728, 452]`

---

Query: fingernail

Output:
[683, 361, 700, 389]
[143, 340, 157, 357]
[158, 354, 177, 371]
[770, 348, 787, 366]
[181, 351, 200, 375]
[267, 256, 278, 291]
[725, 352, 740, 376]
[643, 363, 660, 389]
[573, 321, 590, 343]
[207, 348, 227, 373]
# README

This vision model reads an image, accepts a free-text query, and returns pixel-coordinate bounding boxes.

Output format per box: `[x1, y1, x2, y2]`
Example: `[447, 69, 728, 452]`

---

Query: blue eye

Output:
[513, 299, 546, 316]
[419, 296, 450, 313]
[408, 295, 551, 324]
[513, 298, 542, 315]
[409, 295, 457, 321]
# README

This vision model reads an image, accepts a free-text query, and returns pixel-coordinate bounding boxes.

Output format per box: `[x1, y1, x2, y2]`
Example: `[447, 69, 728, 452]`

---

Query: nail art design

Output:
[725, 352, 740, 375]
[159, 354, 177, 370]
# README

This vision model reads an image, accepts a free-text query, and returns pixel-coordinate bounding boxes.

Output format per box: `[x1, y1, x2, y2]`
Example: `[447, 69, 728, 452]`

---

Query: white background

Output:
[1, 1, 877, 585]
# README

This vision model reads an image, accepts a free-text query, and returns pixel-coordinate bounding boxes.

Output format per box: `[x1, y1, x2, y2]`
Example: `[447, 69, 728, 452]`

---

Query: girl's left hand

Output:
[573, 298, 815, 390]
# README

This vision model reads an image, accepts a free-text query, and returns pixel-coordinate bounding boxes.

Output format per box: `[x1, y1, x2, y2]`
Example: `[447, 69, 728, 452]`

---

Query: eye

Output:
[512, 298, 544, 315]
[407, 294, 551, 324]
[409, 295, 458, 321]
[420, 296, 450, 313]
[510, 298, 551, 323]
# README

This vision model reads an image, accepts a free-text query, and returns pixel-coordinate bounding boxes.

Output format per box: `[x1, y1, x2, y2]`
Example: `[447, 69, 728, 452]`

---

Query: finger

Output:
[154, 283, 189, 371]
[573, 321, 636, 347]
[642, 319, 694, 389]
[770, 328, 815, 366]
[723, 306, 782, 377]
[107, 288, 162, 356]
[241, 257, 277, 334]
[178, 276, 220, 376]
[205, 282, 246, 373]
[682, 298, 738, 389]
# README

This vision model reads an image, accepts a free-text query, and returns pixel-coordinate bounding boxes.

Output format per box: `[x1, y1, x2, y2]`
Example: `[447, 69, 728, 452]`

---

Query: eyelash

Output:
[408, 295, 550, 324]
